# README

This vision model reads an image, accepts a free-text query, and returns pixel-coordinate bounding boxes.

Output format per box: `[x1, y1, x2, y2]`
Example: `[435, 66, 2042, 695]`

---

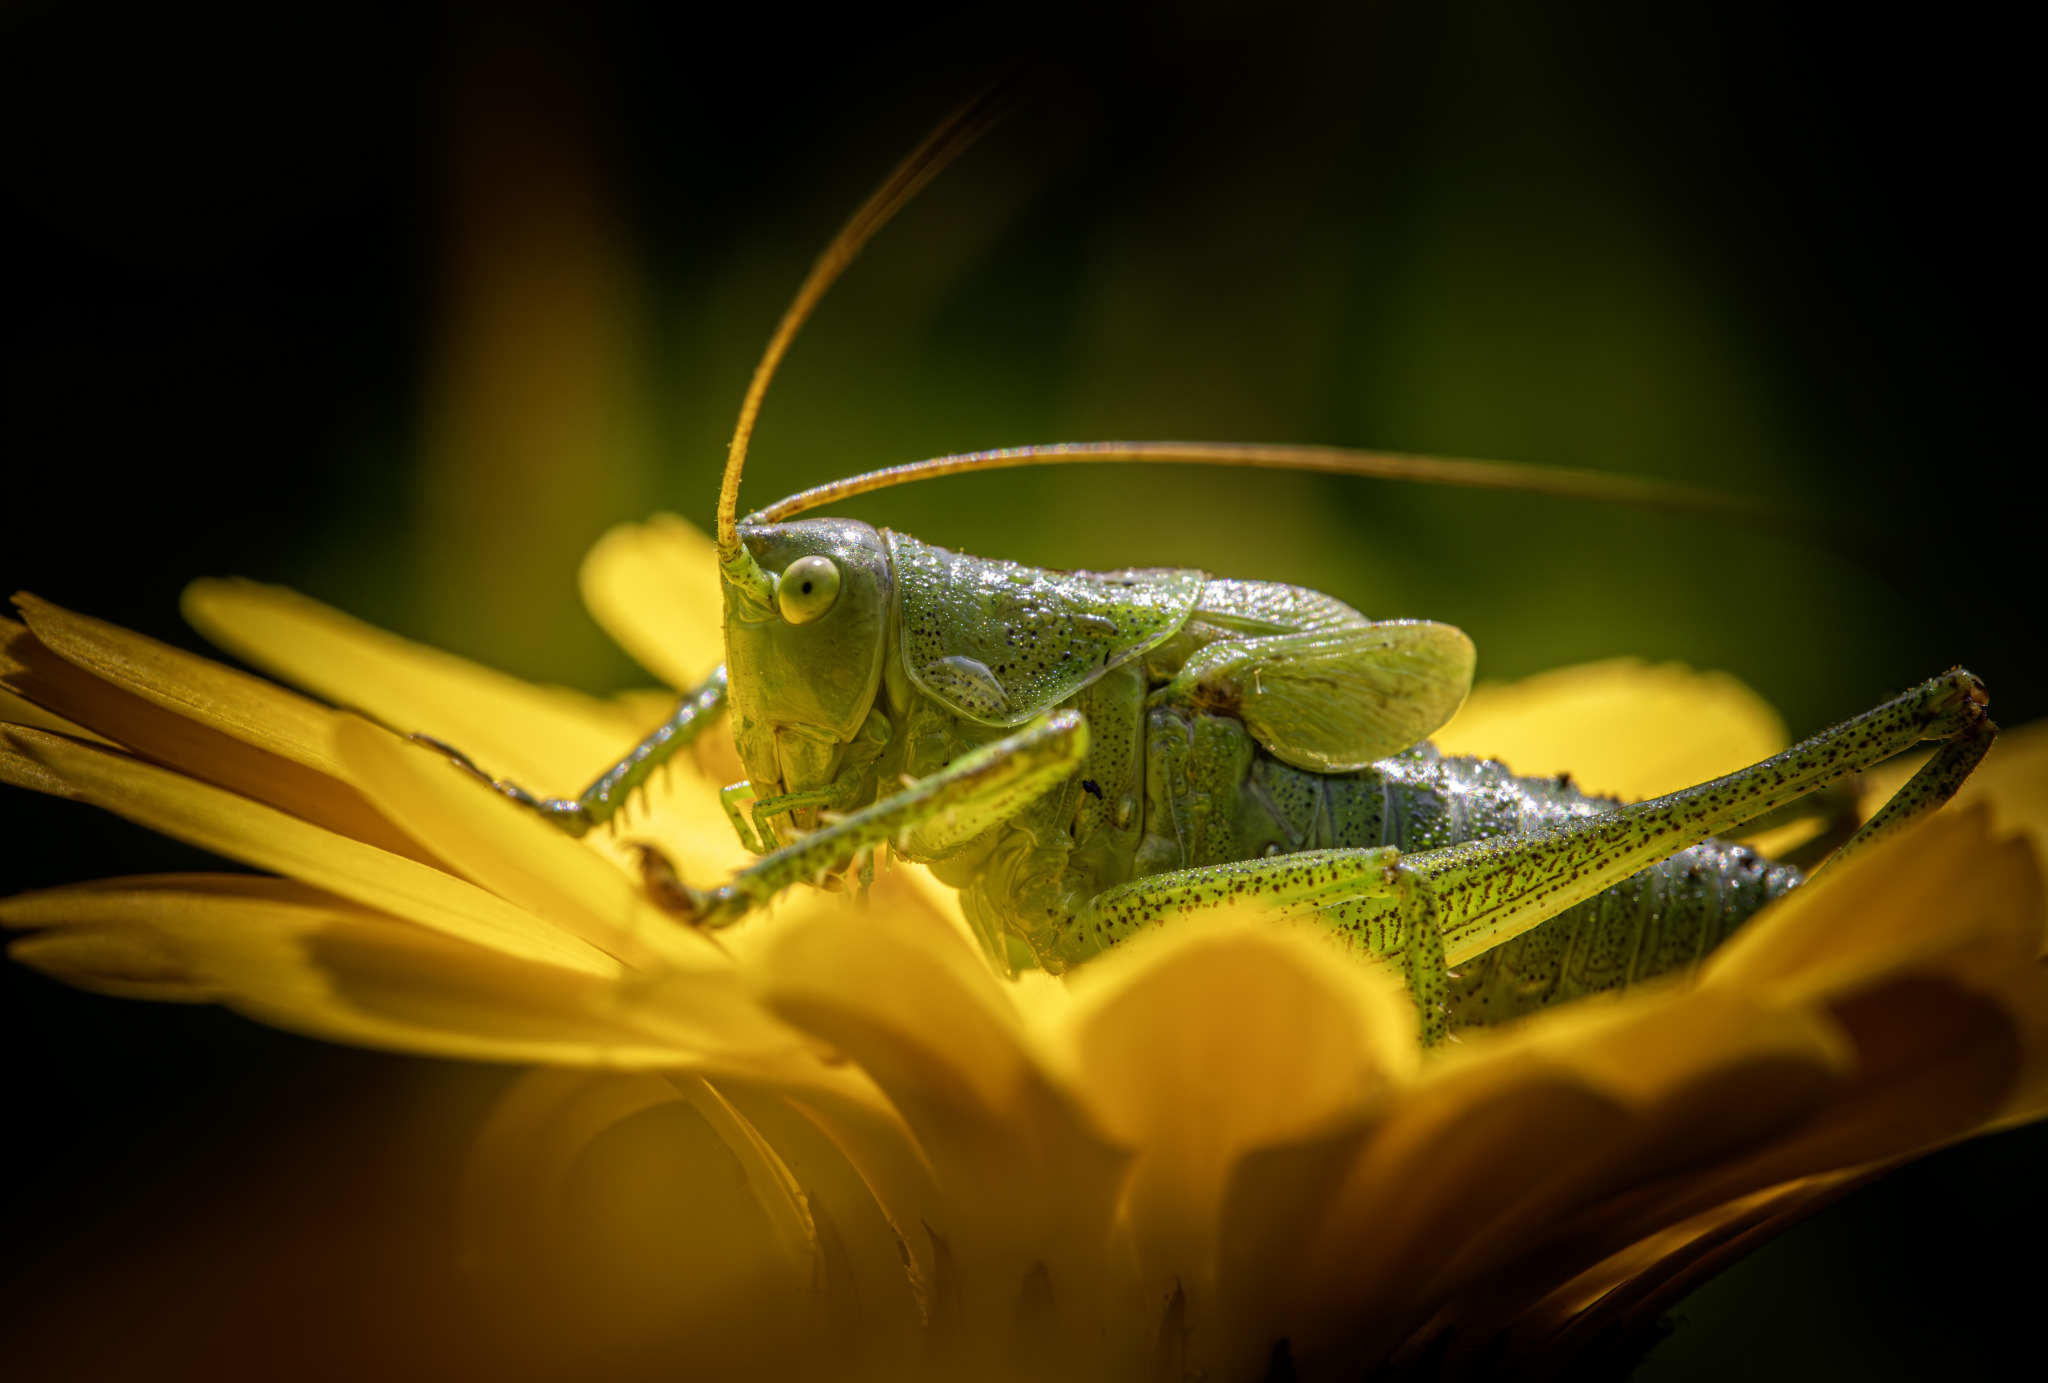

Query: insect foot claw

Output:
[408, 733, 492, 783]
[407, 734, 596, 837]
[526, 795, 594, 838]
[629, 843, 723, 926]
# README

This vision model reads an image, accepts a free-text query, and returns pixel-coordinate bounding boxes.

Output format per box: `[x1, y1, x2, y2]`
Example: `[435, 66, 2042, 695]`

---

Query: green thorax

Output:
[884, 530, 1204, 726]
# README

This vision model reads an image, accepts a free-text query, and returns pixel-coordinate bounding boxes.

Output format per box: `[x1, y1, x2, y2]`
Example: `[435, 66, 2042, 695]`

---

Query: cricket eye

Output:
[777, 555, 841, 625]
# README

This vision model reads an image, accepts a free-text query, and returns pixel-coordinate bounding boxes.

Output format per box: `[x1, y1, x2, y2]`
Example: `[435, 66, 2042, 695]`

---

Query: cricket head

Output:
[707, 90, 1012, 803]
[722, 517, 892, 800]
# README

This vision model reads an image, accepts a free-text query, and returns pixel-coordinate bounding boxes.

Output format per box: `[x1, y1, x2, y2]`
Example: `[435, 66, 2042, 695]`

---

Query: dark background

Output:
[1, 1, 2039, 1377]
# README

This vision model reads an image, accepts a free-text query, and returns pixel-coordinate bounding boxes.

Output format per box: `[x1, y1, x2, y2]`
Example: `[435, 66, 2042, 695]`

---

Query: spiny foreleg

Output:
[417, 666, 729, 837]
[659, 712, 1090, 929]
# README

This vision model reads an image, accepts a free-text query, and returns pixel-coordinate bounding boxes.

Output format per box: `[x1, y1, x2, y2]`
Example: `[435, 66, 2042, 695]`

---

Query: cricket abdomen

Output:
[950, 662, 1152, 966]
[965, 697, 1802, 1015]
[1140, 714, 1803, 1021]
[1442, 837, 1799, 1026]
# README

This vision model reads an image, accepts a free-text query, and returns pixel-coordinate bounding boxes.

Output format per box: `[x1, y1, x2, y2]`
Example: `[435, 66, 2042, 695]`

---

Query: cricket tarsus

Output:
[629, 843, 716, 926]
[417, 666, 729, 839]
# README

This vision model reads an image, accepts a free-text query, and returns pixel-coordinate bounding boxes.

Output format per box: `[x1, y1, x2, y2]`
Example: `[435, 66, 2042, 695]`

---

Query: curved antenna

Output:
[750, 440, 1762, 524]
[716, 81, 1017, 564]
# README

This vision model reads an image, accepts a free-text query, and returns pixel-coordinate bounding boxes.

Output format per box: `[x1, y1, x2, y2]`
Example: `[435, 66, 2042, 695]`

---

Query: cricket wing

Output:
[1179, 620, 1477, 773]
[886, 530, 1205, 726]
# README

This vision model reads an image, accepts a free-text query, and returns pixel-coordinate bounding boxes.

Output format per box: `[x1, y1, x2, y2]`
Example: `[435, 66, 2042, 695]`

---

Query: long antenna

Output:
[750, 440, 1761, 524]
[716, 81, 1017, 562]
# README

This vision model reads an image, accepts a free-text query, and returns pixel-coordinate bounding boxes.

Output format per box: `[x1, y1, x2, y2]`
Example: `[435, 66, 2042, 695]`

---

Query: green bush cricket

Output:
[430, 93, 1997, 1046]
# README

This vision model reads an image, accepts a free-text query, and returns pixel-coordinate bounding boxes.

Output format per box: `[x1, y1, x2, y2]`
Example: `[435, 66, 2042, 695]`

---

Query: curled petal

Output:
[579, 514, 725, 690]
[334, 714, 720, 971]
[15, 593, 352, 777]
[1704, 808, 2045, 1007]
[1, 725, 615, 974]
[1061, 916, 1415, 1377]
[2, 875, 676, 1063]
[1405, 814, 2048, 1366]
[4, 611, 437, 862]
[1436, 1166, 1875, 1376]
[1286, 982, 1851, 1370]
[753, 896, 1134, 1371]
[457, 1069, 817, 1376]
[1860, 720, 2048, 889]
[0, 680, 115, 745]
[182, 578, 660, 796]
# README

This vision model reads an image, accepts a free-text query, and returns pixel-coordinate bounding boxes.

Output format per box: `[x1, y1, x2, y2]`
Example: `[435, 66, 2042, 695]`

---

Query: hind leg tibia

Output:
[1412, 668, 1992, 967]
[1071, 668, 1993, 1046]
[1811, 707, 1997, 879]
[1070, 847, 1450, 1041]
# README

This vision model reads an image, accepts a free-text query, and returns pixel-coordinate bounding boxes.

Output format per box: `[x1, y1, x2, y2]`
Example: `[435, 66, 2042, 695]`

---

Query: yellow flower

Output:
[4, 516, 2046, 1381]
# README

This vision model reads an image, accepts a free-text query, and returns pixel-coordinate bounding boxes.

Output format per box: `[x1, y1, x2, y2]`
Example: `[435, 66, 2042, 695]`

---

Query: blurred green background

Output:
[1, 1, 2038, 1378]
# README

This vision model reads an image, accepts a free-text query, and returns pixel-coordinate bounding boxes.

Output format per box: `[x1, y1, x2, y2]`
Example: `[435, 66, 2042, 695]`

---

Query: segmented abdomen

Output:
[1440, 835, 1798, 1025]
[1241, 743, 1803, 1025]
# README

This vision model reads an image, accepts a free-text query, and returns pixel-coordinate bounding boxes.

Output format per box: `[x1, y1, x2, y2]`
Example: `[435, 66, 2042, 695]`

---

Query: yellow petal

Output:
[666, 983, 964, 1334]
[16, 593, 349, 777]
[0, 679, 116, 746]
[1215, 1119, 1384, 1374]
[320, 727, 816, 1081]
[182, 578, 660, 796]
[713, 1082, 928, 1361]
[1, 724, 615, 975]
[1285, 983, 1847, 1370]
[461, 1069, 816, 1296]
[333, 714, 722, 971]
[1449, 1167, 1870, 1371]
[734, 1065, 952, 1323]
[1299, 997, 1848, 1371]
[457, 1069, 819, 1376]
[579, 514, 725, 689]
[753, 898, 1133, 1368]
[1951, 720, 2048, 856]
[1546, 980, 2020, 1302]
[1704, 807, 2044, 1004]
[1060, 914, 1415, 1379]
[1706, 807, 2048, 1128]
[1383, 816, 2048, 1364]
[4, 609, 442, 864]
[1431, 658, 1787, 800]
[460, 1068, 927, 1372]
[0, 874, 700, 1065]
[1293, 1053, 1633, 1367]
[1484, 823, 2048, 1328]
[1861, 718, 2048, 868]
[8, 922, 222, 1002]
[676, 1076, 820, 1278]
[462, 1069, 695, 1269]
